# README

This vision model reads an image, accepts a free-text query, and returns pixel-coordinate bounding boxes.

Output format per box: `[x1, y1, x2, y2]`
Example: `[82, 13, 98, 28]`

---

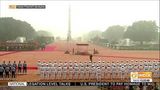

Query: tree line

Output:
[87, 20, 159, 45]
[0, 17, 53, 43]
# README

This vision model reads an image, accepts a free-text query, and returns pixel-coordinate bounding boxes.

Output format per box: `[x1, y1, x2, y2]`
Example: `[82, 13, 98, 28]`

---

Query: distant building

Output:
[15, 37, 26, 43]
[118, 38, 134, 46]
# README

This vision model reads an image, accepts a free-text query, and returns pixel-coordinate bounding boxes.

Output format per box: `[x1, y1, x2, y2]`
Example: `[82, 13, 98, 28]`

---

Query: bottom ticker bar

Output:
[26, 82, 154, 86]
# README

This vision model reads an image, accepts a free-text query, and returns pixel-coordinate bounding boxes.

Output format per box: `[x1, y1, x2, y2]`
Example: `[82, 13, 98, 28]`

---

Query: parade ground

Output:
[0, 41, 159, 85]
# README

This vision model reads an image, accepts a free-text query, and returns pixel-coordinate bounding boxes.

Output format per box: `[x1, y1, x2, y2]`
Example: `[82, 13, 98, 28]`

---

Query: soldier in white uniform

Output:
[98, 61, 101, 68]
[153, 60, 159, 78]
[89, 64, 95, 80]
[120, 63, 125, 80]
[93, 61, 97, 67]
[96, 66, 101, 81]
[125, 60, 129, 79]
[51, 63, 56, 80]
[62, 62, 68, 80]
[128, 62, 133, 79]
[57, 65, 62, 80]
[101, 65, 105, 80]
[48, 62, 52, 79]
[69, 64, 73, 80]
[115, 61, 120, 78]
[111, 62, 116, 80]
[74, 65, 79, 80]
[53, 61, 58, 80]
[105, 62, 111, 80]
[40, 63, 45, 80]
[144, 60, 149, 71]
[37, 60, 41, 75]
[80, 65, 84, 80]
[148, 61, 153, 71]
[134, 60, 139, 72]
[44, 64, 50, 79]
[139, 60, 144, 72]
[85, 65, 90, 80]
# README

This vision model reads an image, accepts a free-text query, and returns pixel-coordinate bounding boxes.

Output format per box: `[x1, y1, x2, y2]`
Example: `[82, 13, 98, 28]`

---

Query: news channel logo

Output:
[8, 82, 27, 86]
[130, 72, 152, 82]
[9, 5, 46, 9]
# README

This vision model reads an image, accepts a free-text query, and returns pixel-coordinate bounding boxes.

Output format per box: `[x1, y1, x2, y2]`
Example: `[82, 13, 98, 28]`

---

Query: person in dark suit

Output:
[89, 54, 93, 62]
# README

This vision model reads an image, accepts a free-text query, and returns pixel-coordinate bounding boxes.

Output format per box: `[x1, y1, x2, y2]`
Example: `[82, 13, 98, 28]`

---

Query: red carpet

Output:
[44, 44, 56, 51]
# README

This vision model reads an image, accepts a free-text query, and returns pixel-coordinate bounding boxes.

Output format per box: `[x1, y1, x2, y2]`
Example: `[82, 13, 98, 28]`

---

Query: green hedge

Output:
[115, 44, 159, 50]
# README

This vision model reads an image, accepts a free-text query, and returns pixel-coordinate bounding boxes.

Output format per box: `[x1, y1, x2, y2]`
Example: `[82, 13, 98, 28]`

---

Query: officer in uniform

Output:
[5, 65, 10, 79]
[11, 65, 16, 80]
[0, 65, 4, 80]
[2, 61, 6, 72]
[7, 61, 12, 72]
[23, 61, 27, 74]
[12, 61, 17, 73]
[18, 61, 22, 74]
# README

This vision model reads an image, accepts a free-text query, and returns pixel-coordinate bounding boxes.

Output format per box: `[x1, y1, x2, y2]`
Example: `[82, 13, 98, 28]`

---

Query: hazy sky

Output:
[0, 0, 159, 38]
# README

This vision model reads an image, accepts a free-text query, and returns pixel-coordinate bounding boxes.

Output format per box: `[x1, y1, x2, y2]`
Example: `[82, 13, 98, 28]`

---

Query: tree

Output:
[35, 30, 54, 44]
[124, 21, 158, 45]
[82, 30, 102, 42]
[36, 30, 53, 37]
[0, 17, 36, 41]
[103, 25, 125, 44]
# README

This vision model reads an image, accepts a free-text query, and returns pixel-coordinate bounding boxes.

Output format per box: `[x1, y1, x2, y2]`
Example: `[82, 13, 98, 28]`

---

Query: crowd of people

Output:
[0, 61, 27, 80]
[37, 60, 160, 81]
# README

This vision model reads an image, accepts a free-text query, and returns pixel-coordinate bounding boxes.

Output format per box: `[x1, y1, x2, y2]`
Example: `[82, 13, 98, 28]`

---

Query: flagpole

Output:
[65, 4, 71, 54]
